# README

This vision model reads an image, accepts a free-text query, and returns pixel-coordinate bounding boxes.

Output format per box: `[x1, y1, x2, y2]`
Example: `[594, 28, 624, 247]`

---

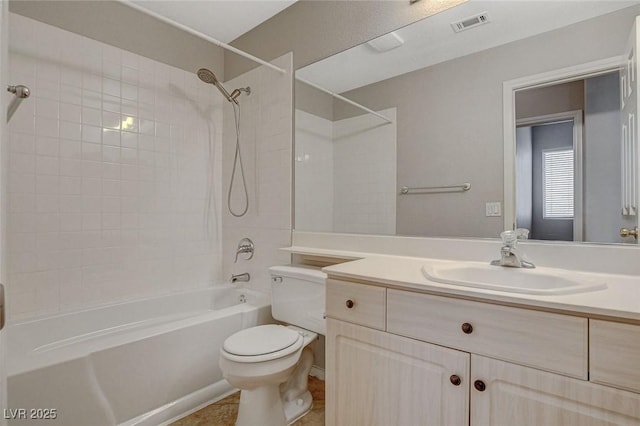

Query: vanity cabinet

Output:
[386, 289, 588, 379]
[325, 279, 386, 330]
[326, 278, 640, 426]
[590, 319, 640, 394]
[471, 355, 640, 425]
[326, 318, 470, 426]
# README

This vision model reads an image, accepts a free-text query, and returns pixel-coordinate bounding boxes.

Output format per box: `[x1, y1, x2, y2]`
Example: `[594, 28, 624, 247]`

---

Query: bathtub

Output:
[5, 285, 271, 426]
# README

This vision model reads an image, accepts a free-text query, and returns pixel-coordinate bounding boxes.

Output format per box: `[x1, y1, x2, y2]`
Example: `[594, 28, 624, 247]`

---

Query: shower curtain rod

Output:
[295, 76, 394, 124]
[119, 1, 286, 75]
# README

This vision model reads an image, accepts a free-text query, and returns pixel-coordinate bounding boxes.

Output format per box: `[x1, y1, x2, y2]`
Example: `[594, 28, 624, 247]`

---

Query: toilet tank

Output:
[269, 265, 326, 335]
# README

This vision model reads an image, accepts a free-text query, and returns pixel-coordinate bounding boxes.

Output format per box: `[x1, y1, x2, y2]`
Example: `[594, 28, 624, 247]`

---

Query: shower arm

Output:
[6, 84, 31, 123]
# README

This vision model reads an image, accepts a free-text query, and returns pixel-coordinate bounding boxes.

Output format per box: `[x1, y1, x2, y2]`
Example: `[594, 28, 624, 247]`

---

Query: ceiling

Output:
[127, 0, 299, 44]
[297, 0, 640, 94]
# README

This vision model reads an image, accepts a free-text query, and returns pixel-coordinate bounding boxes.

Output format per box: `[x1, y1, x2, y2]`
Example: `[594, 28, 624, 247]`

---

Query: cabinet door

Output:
[471, 355, 640, 426]
[326, 318, 469, 426]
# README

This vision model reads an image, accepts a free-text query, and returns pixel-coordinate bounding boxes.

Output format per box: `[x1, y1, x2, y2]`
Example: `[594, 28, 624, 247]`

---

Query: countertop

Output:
[285, 246, 640, 323]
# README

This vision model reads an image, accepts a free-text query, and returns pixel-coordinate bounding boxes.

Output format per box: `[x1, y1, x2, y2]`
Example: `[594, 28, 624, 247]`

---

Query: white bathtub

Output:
[6, 286, 271, 426]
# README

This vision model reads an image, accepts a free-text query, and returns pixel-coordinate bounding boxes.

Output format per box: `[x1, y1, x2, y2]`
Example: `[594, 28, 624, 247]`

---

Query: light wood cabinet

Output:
[326, 279, 386, 330]
[387, 289, 588, 379]
[471, 355, 640, 425]
[590, 319, 640, 394]
[326, 278, 640, 426]
[326, 318, 470, 426]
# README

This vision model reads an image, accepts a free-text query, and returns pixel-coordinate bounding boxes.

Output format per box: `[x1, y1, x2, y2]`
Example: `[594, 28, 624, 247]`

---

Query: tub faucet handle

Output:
[234, 238, 254, 263]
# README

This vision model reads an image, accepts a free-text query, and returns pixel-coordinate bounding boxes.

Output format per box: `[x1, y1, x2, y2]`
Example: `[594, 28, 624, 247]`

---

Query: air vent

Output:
[367, 32, 404, 53]
[451, 12, 491, 33]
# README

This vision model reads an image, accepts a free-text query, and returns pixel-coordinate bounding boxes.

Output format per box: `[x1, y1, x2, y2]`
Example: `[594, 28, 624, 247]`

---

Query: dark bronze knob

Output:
[345, 299, 354, 309]
[461, 322, 473, 334]
[450, 375, 462, 386]
[474, 380, 486, 392]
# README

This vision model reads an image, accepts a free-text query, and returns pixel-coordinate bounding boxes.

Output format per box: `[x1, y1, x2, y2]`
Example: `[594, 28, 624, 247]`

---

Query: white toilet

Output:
[219, 265, 326, 426]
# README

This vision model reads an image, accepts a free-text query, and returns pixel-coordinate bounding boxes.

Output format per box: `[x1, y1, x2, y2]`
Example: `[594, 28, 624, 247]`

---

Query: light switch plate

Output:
[486, 202, 502, 217]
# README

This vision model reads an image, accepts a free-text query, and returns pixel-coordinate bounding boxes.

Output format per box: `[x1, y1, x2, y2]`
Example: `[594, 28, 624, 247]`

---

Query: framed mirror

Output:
[294, 0, 640, 244]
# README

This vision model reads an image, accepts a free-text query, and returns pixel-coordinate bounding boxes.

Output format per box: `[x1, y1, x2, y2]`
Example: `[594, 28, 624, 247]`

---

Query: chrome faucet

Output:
[490, 230, 535, 269]
[231, 272, 250, 283]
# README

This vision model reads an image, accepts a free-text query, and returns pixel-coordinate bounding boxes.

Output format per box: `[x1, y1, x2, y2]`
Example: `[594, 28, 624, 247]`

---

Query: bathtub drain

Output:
[239, 294, 247, 303]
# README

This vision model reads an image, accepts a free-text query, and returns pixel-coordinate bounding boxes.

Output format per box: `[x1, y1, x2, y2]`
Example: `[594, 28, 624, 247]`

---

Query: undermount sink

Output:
[421, 260, 607, 295]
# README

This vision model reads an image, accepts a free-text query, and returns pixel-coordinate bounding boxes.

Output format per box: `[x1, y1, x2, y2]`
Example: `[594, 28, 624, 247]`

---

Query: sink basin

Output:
[421, 260, 607, 295]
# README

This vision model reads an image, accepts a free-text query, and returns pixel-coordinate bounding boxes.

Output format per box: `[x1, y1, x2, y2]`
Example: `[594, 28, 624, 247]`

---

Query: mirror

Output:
[294, 0, 640, 244]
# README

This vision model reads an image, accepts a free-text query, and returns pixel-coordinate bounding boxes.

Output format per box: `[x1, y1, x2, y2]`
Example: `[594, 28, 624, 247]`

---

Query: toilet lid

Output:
[223, 324, 300, 356]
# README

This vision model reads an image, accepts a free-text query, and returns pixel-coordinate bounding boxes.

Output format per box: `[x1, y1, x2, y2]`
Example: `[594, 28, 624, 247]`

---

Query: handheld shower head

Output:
[197, 68, 219, 85]
[197, 68, 238, 104]
[197, 68, 250, 104]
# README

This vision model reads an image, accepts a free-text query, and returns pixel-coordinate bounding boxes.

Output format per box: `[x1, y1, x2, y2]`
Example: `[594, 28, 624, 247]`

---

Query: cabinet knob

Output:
[461, 322, 473, 334]
[449, 375, 462, 386]
[620, 226, 639, 239]
[345, 299, 355, 309]
[474, 380, 486, 392]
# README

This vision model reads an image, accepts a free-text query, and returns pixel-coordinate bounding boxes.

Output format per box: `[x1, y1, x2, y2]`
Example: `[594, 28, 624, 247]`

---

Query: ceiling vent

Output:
[451, 12, 491, 33]
[367, 32, 405, 53]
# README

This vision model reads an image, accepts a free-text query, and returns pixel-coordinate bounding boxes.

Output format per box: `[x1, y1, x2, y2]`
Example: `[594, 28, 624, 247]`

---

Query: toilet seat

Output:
[221, 325, 304, 363]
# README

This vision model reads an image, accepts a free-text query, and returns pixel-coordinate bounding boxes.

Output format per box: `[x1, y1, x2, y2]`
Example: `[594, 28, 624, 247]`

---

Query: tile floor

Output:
[171, 376, 325, 426]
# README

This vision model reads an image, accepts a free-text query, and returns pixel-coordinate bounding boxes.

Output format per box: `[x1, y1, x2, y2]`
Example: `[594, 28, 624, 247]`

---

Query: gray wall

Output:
[327, 7, 638, 238]
[530, 122, 574, 241]
[584, 72, 632, 243]
[295, 80, 334, 121]
[516, 80, 584, 120]
[226, 0, 466, 78]
[9, 0, 224, 77]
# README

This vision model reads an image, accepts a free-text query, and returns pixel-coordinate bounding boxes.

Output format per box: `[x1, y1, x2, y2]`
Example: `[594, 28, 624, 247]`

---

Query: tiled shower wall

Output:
[294, 109, 333, 233]
[293, 107, 396, 235]
[333, 108, 396, 235]
[6, 14, 223, 320]
[222, 54, 293, 293]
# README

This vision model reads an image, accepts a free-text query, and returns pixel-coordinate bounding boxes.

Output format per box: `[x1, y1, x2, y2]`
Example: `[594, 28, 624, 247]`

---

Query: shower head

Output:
[197, 68, 239, 104]
[197, 68, 219, 85]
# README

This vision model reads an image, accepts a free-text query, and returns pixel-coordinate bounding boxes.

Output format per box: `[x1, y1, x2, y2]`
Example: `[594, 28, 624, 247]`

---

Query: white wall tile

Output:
[8, 133, 36, 154]
[60, 85, 82, 104]
[7, 14, 224, 320]
[35, 98, 59, 120]
[9, 173, 36, 194]
[222, 53, 293, 294]
[294, 110, 334, 232]
[332, 108, 397, 235]
[36, 136, 59, 157]
[59, 121, 81, 140]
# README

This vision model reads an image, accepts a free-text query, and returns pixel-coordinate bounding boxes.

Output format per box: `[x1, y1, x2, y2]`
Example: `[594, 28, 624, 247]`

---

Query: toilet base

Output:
[283, 390, 312, 425]
[236, 384, 287, 426]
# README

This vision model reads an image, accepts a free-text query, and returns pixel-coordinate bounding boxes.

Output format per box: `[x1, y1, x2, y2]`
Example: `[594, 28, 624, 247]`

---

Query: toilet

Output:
[219, 265, 326, 426]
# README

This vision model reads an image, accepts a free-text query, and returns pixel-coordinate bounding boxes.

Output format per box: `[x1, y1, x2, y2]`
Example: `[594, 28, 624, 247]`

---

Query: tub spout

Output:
[231, 272, 250, 283]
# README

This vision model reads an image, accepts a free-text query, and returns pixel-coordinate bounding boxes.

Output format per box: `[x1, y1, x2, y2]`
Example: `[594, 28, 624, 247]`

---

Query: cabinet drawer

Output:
[387, 289, 588, 379]
[326, 279, 386, 330]
[590, 319, 640, 393]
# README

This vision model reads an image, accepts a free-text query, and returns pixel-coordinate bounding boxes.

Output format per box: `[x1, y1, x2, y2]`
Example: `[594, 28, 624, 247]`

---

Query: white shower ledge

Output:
[282, 246, 640, 323]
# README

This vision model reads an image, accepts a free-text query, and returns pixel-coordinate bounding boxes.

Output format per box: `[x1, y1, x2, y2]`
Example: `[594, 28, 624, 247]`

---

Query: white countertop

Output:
[286, 246, 640, 323]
